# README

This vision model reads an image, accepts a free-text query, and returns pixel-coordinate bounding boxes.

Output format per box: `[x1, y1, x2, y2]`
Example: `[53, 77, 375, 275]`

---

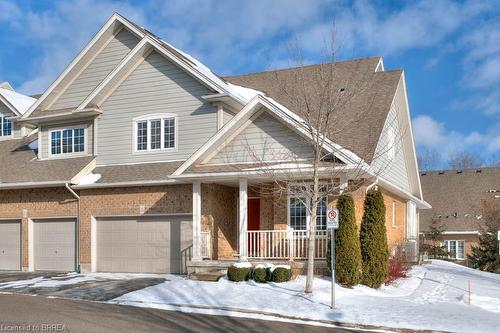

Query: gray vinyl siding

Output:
[40, 121, 94, 159]
[223, 107, 234, 126]
[51, 28, 139, 110]
[371, 92, 411, 193]
[0, 102, 21, 139]
[97, 51, 217, 165]
[208, 111, 314, 164]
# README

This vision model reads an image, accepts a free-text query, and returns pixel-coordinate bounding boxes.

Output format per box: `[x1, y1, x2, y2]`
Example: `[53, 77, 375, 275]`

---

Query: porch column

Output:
[192, 181, 202, 261]
[239, 178, 248, 261]
[339, 173, 348, 194]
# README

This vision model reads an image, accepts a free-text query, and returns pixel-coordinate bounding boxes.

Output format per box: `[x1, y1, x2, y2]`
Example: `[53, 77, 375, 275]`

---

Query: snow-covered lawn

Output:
[112, 260, 500, 333]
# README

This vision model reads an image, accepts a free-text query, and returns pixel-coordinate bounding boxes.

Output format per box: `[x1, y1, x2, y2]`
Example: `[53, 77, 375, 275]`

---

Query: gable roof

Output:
[225, 59, 402, 163]
[0, 134, 94, 188]
[420, 168, 500, 232]
[0, 87, 37, 116]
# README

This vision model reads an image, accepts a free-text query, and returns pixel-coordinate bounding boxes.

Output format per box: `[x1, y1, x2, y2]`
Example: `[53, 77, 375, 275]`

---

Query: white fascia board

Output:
[400, 72, 424, 200]
[76, 38, 151, 109]
[172, 96, 264, 176]
[70, 158, 97, 184]
[0, 181, 67, 189]
[174, 94, 370, 177]
[22, 13, 139, 119]
[441, 231, 480, 235]
[0, 95, 21, 116]
[375, 175, 431, 209]
[73, 179, 179, 189]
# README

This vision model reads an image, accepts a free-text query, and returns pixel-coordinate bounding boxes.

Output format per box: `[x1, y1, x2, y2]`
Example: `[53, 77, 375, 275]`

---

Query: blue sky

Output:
[0, 0, 499, 166]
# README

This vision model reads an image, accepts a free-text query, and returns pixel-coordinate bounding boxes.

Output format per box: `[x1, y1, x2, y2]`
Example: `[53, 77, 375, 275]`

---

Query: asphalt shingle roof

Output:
[224, 58, 402, 163]
[0, 134, 94, 185]
[92, 161, 184, 184]
[420, 168, 500, 232]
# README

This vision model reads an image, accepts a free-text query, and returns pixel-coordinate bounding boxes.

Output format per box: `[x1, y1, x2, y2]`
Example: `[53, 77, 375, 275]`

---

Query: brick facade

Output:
[0, 181, 410, 271]
[78, 185, 192, 271]
[0, 187, 77, 270]
[201, 184, 237, 259]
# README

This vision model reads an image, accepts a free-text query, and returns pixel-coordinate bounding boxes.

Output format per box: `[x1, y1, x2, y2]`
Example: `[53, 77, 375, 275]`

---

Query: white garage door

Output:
[0, 220, 21, 271]
[34, 219, 76, 271]
[96, 216, 192, 273]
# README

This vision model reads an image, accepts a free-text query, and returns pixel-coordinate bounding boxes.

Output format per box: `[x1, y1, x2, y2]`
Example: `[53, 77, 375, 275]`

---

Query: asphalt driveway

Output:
[0, 271, 166, 301]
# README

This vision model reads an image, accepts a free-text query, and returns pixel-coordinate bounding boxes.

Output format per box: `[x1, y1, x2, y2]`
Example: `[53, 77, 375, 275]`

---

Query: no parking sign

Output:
[327, 208, 339, 229]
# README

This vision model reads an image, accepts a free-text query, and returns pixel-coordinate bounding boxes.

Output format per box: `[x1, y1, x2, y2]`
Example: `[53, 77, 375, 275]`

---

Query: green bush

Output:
[227, 265, 253, 282]
[271, 266, 292, 282]
[252, 267, 272, 283]
[327, 194, 362, 287]
[360, 188, 389, 288]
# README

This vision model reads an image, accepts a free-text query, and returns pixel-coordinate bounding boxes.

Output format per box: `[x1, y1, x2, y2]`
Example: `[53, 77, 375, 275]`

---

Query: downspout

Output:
[65, 183, 81, 273]
[365, 177, 379, 193]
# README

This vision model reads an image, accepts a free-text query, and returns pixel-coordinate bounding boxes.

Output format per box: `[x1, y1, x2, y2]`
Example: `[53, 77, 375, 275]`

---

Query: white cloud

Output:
[13, 0, 146, 94]
[413, 115, 500, 154]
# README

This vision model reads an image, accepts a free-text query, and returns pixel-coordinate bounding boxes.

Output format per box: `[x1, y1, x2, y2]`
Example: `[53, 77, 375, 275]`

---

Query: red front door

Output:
[248, 198, 260, 231]
[247, 198, 260, 256]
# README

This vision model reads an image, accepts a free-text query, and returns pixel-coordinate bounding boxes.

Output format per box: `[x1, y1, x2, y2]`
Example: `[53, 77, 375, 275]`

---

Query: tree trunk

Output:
[305, 171, 320, 293]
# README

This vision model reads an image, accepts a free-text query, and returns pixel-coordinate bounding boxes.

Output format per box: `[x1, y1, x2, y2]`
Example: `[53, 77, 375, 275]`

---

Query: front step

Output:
[189, 271, 225, 282]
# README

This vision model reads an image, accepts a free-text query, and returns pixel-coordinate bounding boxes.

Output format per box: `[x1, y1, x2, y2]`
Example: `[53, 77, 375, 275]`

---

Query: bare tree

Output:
[448, 151, 483, 169]
[417, 147, 440, 172]
[225, 35, 404, 293]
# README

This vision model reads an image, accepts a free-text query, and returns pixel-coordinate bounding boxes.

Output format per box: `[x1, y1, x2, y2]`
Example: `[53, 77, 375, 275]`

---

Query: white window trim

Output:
[0, 114, 13, 139]
[133, 113, 178, 153]
[48, 126, 88, 158]
[286, 184, 328, 232]
[442, 240, 465, 260]
[392, 200, 398, 228]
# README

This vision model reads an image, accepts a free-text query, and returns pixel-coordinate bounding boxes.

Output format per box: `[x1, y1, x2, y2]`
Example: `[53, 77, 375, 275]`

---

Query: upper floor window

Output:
[135, 114, 176, 152]
[0, 116, 12, 137]
[50, 128, 85, 156]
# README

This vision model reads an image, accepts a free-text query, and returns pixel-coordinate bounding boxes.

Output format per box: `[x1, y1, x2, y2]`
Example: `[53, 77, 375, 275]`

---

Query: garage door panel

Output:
[96, 216, 192, 273]
[0, 221, 21, 271]
[34, 219, 75, 272]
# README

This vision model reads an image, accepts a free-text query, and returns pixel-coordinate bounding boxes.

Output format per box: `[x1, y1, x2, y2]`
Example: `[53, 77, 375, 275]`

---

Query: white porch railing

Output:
[200, 231, 211, 259]
[247, 229, 329, 260]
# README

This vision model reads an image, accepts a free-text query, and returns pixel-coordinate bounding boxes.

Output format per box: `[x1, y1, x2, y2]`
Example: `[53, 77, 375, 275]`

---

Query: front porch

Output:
[188, 179, 331, 275]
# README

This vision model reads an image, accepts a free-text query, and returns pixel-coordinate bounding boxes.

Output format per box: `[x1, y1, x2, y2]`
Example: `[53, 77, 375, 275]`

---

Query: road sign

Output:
[327, 208, 339, 229]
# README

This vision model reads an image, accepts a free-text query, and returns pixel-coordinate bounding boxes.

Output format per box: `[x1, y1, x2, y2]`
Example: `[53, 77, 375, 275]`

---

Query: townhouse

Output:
[0, 13, 428, 274]
[420, 168, 500, 261]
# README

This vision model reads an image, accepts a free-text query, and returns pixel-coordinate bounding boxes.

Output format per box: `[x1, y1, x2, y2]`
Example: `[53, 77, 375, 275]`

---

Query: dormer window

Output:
[134, 114, 176, 152]
[0, 115, 12, 137]
[50, 128, 85, 156]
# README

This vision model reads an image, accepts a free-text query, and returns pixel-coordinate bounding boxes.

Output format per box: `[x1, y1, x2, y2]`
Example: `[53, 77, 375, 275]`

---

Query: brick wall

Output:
[79, 185, 192, 269]
[201, 183, 237, 259]
[0, 187, 77, 269]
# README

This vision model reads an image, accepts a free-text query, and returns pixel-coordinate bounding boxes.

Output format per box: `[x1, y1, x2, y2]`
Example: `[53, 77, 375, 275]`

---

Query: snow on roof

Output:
[0, 88, 37, 115]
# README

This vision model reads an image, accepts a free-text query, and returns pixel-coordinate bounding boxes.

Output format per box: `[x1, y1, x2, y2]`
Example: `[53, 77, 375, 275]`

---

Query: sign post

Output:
[497, 231, 500, 255]
[327, 208, 339, 309]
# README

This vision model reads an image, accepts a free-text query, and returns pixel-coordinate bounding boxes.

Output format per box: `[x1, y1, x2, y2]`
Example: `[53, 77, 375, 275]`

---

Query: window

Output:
[288, 186, 328, 231]
[442, 240, 465, 260]
[50, 128, 85, 156]
[135, 115, 176, 151]
[0, 116, 12, 137]
[392, 201, 397, 227]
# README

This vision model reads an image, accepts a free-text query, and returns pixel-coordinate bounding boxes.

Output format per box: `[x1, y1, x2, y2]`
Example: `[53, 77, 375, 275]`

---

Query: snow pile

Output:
[77, 173, 102, 185]
[113, 261, 500, 333]
[0, 87, 37, 115]
[233, 262, 253, 269]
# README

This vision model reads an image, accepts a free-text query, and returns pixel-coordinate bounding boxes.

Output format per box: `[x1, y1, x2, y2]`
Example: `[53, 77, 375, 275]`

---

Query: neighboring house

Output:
[0, 13, 428, 274]
[420, 168, 500, 261]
